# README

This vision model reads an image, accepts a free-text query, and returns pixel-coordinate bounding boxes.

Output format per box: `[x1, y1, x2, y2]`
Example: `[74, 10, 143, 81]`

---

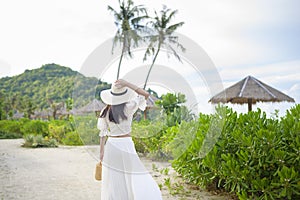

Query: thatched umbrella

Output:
[77, 99, 105, 116]
[33, 110, 51, 120]
[209, 75, 295, 111]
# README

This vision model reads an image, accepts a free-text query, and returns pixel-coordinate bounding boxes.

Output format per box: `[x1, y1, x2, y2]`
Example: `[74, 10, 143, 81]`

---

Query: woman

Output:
[98, 79, 162, 200]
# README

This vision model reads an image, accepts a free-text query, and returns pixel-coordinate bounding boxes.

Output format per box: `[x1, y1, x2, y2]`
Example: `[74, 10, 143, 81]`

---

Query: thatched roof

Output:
[56, 108, 74, 115]
[77, 99, 105, 113]
[34, 110, 51, 118]
[209, 75, 295, 104]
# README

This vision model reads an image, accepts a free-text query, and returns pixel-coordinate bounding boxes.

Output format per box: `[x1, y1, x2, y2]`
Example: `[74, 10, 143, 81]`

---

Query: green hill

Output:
[0, 63, 110, 113]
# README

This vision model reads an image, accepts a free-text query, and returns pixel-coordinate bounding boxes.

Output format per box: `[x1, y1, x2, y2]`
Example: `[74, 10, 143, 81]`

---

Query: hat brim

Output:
[100, 88, 136, 105]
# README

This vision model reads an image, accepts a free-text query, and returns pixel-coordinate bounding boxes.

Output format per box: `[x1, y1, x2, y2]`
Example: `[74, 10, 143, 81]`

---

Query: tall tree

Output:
[65, 97, 73, 120]
[18, 96, 36, 119]
[24, 99, 36, 119]
[0, 91, 4, 120]
[47, 99, 64, 120]
[143, 5, 185, 89]
[108, 0, 148, 79]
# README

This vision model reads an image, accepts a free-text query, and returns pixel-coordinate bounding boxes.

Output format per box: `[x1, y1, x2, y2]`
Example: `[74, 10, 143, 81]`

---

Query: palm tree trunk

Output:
[116, 52, 124, 80]
[143, 45, 161, 89]
[116, 42, 126, 79]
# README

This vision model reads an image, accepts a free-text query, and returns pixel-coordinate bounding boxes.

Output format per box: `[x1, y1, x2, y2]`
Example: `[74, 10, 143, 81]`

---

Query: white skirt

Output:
[101, 137, 162, 200]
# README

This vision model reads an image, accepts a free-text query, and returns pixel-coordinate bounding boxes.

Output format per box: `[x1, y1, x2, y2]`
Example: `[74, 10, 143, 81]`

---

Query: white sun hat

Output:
[100, 82, 136, 105]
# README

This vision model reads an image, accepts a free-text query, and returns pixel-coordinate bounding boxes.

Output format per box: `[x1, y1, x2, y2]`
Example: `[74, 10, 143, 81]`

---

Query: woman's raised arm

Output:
[115, 79, 150, 99]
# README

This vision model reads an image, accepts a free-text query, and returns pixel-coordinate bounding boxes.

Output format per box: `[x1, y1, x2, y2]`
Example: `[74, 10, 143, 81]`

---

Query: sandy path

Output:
[0, 139, 229, 200]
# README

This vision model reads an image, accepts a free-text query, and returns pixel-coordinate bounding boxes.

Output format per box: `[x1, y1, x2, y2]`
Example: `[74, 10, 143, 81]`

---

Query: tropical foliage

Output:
[143, 5, 185, 89]
[132, 103, 300, 199]
[108, 0, 148, 79]
[170, 105, 300, 200]
[0, 119, 24, 139]
[132, 92, 195, 159]
[0, 116, 93, 147]
[156, 93, 194, 126]
[107, 2, 185, 88]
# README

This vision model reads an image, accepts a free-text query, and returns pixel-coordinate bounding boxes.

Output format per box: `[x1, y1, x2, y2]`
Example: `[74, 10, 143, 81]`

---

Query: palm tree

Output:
[108, 0, 148, 79]
[143, 5, 185, 89]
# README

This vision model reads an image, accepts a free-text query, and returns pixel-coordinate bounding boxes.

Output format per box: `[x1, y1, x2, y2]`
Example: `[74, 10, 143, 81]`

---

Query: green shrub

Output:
[24, 134, 34, 144]
[132, 119, 168, 159]
[21, 120, 49, 136]
[172, 105, 300, 200]
[48, 123, 65, 142]
[0, 120, 23, 139]
[48, 138, 59, 147]
[74, 115, 99, 145]
[61, 131, 83, 146]
[47, 119, 76, 143]
[22, 134, 58, 148]
[132, 114, 197, 160]
[0, 118, 89, 146]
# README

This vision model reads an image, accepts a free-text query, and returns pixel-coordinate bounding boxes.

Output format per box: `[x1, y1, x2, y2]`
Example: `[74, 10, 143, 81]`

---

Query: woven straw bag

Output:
[95, 162, 102, 181]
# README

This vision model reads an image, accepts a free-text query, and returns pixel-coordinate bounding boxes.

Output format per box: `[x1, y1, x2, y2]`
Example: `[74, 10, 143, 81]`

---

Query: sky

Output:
[0, 0, 299, 115]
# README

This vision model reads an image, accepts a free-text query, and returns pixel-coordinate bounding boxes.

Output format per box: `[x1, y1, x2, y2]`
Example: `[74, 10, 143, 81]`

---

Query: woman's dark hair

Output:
[100, 103, 127, 124]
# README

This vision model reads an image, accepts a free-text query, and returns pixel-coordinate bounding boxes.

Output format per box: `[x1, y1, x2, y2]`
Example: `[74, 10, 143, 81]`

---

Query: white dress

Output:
[98, 96, 163, 200]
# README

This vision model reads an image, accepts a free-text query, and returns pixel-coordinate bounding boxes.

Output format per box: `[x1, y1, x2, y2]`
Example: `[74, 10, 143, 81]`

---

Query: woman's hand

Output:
[115, 79, 128, 88]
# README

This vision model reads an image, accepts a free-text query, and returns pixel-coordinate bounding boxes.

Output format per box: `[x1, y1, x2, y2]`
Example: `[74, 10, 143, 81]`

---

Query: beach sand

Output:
[0, 139, 230, 200]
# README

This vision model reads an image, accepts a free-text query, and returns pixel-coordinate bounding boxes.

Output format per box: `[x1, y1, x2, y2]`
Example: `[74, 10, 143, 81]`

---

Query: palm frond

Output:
[130, 5, 147, 16]
[166, 10, 178, 24]
[143, 40, 157, 61]
[166, 44, 182, 62]
[168, 37, 186, 53]
[166, 22, 184, 35]
[111, 32, 122, 54]
[131, 15, 149, 28]
[107, 6, 122, 21]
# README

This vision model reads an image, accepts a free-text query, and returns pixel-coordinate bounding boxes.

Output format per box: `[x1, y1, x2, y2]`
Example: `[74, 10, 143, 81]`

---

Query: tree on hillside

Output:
[3, 97, 13, 119]
[47, 99, 64, 120]
[65, 97, 73, 120]
[143, 5, 185, 89]
[0, 92, 18, 119]
[9, 93, 18, 112]
[17, 96, 36, 119]
[108, 0, 148, 79]
[24, 99, 36, 119]
[0, 91, 4, 120]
